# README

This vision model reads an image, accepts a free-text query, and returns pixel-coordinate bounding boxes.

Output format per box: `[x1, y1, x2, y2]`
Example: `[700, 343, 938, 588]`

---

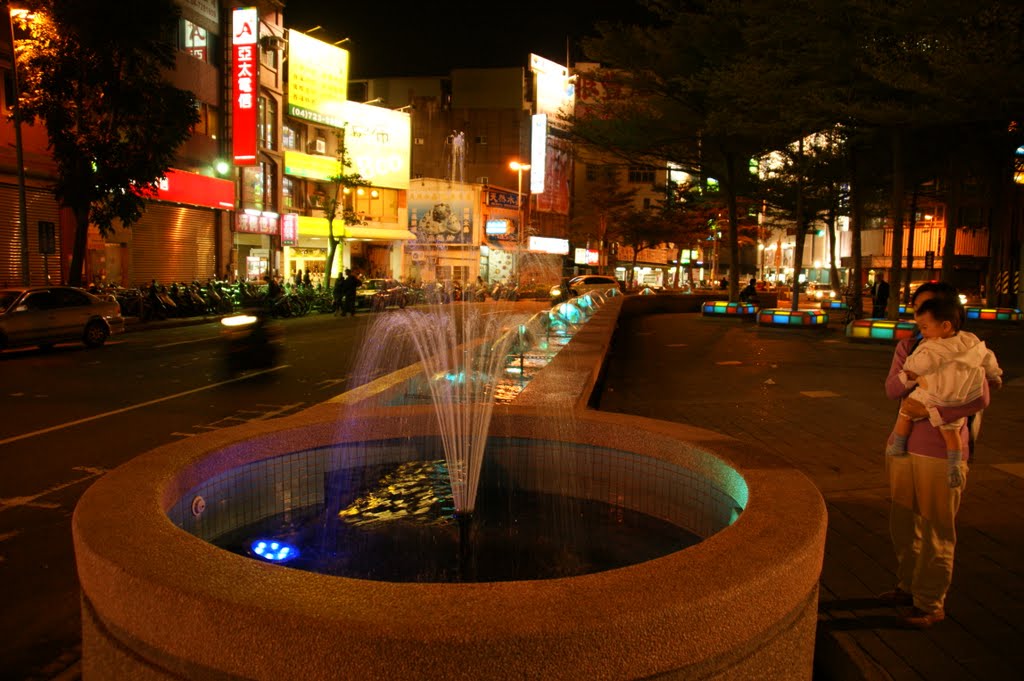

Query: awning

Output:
[344, 226, 417, 241]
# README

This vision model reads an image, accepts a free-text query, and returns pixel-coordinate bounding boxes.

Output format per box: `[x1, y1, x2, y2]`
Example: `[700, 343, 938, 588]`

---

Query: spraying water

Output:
[359, 301, 531, 514]
[445, 131, 466, 183]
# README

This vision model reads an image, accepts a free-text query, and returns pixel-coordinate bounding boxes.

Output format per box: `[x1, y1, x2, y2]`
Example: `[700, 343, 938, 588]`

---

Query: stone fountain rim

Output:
[74, 402, 826, 679]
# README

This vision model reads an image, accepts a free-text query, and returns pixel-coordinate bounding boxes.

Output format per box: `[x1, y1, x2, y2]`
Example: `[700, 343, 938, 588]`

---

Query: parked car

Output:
[0, 286, 125, 352]
[548, 275, 624, 302]
[805, 283, 837, 301]
[356, 279, 407, 310]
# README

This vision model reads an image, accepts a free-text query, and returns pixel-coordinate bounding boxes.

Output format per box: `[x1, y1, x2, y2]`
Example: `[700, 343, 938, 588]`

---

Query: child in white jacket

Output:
[886, 297, 1003, 486]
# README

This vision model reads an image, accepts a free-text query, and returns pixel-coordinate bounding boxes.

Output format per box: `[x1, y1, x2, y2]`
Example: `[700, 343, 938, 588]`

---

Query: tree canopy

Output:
[572, 0, 1024, 306]
[15, 0, 199, 285]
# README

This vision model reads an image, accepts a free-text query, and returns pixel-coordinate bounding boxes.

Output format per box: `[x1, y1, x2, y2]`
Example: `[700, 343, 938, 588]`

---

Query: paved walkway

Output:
[597, 311, 1023, 681]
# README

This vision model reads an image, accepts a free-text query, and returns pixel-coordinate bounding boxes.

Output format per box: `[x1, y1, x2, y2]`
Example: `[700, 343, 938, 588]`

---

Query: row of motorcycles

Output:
[97, 280, 333, 321]
[92, 277, 542, 323]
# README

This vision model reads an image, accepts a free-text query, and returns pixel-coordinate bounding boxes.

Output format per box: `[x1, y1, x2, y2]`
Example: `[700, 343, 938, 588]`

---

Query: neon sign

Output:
[232, 8, 258, 166]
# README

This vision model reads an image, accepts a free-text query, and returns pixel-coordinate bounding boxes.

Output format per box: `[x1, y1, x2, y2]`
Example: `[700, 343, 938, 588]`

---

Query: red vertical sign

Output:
[232, 8, 258, 166]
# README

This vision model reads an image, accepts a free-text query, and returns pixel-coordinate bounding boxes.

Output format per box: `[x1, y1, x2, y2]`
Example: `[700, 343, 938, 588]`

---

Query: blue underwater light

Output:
[250, 539, 299, 563]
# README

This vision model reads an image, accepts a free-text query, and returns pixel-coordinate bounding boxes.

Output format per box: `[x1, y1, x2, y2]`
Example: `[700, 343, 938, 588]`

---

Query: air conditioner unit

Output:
[476, 176, 488, 184]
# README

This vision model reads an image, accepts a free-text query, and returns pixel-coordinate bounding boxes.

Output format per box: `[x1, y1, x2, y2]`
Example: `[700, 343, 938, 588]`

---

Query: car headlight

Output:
[551, 287, 562, 297]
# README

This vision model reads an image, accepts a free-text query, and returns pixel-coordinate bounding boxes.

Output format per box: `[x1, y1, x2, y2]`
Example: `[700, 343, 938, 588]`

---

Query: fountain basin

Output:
[74, 405, 826, 680]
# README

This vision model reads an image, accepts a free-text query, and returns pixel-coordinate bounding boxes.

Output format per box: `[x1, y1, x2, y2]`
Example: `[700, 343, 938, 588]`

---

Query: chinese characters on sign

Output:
[281, 214, 298, 246]
[484, 189, 521, 209]
[286, 31, 349, 129]
[236, 212, 279, 235]
[232, 8, 258, 166]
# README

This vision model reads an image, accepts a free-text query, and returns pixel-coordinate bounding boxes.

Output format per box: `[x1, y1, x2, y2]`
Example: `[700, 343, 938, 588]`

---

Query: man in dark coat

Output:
[872, 272, 890, 318]
[332, 273, 345, 315]
[341, 269, 361, 317]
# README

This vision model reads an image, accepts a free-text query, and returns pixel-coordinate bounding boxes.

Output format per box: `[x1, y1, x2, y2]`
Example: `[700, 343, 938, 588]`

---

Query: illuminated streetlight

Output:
[509, 161, 530, 257]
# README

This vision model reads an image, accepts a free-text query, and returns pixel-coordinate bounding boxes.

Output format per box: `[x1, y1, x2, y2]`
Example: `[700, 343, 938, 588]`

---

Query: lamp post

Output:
[7, 3, 29, 285]
[509, 160, 530, 277]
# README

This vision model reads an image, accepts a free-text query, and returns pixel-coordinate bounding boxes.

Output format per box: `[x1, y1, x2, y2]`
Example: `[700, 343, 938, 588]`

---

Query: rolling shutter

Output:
[129, 203, 217, 285]
[0, 185, 62, 286]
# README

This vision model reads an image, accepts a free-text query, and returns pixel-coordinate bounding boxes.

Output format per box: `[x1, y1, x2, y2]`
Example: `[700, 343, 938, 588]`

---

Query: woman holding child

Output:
[880, 282, 1002, 628]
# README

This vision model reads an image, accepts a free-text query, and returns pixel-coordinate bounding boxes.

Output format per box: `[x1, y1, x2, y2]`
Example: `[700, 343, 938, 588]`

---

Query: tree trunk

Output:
[827, 207, 841, 292]
[790, 137, 806, 313]
[887, 130, 905, 320]
[849, 145, 864, 317]
[67, 204, 90, 287]
[987, 146, 1013, 306]
[940, 159, 961, 283]
[724, 153, 741, 302]
[903, 186, 918, 305]
[324, 213, 342, 292]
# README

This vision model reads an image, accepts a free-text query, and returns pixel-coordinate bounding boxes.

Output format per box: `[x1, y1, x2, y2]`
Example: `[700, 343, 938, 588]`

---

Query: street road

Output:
[0, 312, 382, 679]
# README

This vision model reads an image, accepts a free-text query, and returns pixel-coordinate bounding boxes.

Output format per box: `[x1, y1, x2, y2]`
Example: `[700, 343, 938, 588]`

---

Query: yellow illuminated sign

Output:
[287, 31, 349, 128]
[340, 102, 411, 190]
[284, 150, 341, 181]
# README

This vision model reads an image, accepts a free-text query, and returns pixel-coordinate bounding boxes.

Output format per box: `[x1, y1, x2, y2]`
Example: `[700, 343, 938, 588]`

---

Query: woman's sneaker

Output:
[900, 606, 945, 629]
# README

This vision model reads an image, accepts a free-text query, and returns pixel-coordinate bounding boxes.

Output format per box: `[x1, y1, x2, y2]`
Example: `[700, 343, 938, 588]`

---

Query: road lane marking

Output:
[0, 365, 289, 447]
[0, 466, 107, 513]
[153, 336, 222, 349]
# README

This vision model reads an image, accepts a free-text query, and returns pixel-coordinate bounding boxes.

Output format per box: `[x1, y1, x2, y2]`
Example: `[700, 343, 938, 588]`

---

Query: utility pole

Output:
[7, 2, 30, 284]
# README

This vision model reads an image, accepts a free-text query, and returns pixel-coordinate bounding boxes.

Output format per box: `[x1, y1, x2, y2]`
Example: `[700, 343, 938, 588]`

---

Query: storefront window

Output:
[283, 176, 295, 210]
[282, 124, 299, 151]
[352, 187, 399, 223]
[258, 96, 277, 151]
[241, 162, 277, 212]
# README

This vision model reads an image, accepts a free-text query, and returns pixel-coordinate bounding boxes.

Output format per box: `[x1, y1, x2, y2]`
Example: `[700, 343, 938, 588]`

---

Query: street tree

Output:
[662, 180, 729, 287]
[614, 207, 675, 288]
[319, 131, 369, 291]
[569, 166, 637, 275]
[13, 0, 199, 286]
[573, 0, 776, 302]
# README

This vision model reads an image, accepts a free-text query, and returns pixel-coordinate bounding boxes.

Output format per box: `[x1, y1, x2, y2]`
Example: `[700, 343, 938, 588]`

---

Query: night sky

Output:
[282, 0, 654, 78]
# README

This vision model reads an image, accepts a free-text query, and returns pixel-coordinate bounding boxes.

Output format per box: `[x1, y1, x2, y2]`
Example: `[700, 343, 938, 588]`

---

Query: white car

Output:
[0, 286, 125, 352]
[550, 275, 624, 301]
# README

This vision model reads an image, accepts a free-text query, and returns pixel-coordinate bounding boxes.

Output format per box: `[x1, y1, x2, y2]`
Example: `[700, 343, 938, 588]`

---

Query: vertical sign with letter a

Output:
[232, 8, 259, 166]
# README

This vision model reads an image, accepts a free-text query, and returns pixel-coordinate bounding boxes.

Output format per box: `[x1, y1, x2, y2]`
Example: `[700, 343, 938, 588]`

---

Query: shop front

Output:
[94, 169, 233, 287]
[284, 214, 414, 286]
[481, 187, 521, 285]
[234, 211, 279, 282]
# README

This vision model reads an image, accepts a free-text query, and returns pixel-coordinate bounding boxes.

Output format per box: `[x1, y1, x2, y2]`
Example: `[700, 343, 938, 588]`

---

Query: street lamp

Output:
[7, 2, 29, 284]
[509, 160, 530, 254]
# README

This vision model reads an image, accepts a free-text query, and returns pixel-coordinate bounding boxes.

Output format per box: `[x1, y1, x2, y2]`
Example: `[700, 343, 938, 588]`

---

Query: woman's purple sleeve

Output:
[885, 340, 913, 401]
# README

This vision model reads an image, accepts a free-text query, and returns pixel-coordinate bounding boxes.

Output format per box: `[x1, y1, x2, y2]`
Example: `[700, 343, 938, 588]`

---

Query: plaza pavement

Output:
[596, 309, 1024, 681]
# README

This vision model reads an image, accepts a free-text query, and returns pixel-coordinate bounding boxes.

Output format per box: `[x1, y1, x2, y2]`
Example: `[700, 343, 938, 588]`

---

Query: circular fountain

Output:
[73, 297, 826, 680]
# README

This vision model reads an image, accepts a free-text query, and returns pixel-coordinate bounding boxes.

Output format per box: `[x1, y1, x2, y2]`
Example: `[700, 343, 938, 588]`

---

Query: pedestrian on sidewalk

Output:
[881, 282, 994, 628]
[341, 269, 361, 317]
[871, 272, 890, 318]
